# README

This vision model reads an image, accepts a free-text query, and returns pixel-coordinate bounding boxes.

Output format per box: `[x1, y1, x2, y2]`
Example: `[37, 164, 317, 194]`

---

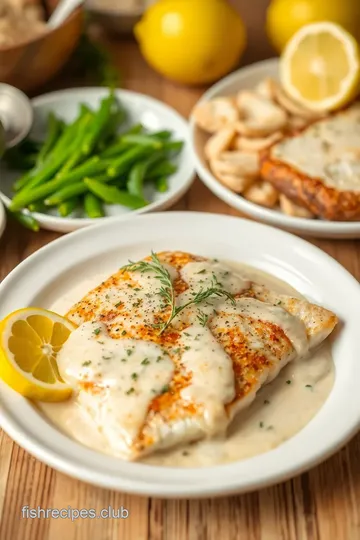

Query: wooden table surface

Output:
[1, 22, 360, 540]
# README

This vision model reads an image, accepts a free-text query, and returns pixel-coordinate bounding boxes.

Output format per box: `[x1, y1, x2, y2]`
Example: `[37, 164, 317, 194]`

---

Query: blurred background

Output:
[0, 0, 359, 92]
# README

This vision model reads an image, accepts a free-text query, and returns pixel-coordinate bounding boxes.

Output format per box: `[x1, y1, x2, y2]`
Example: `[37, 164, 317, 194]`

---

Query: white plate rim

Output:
[0, 211, 359, 498]
[190, 58, 360, 239]
[0, 88, 195, 233]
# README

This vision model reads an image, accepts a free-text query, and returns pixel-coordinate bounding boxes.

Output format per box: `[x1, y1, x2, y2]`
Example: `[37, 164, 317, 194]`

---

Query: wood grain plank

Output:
[0, 432, 13, 518]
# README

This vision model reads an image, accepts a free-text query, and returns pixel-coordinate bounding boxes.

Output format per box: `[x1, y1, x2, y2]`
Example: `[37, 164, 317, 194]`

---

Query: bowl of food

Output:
[0, 87, 195, 232]
[0, 0, 83, 92]
[190, 23, 360, 239]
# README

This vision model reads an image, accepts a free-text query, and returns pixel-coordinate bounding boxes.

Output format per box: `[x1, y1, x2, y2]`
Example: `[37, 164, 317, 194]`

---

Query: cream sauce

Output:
[272, 103, 360, 191]
[56, 321, 174, 457]
[179, 325, 236, 434]
[39, 261, 335, 467]
[221, 297, 309, 358]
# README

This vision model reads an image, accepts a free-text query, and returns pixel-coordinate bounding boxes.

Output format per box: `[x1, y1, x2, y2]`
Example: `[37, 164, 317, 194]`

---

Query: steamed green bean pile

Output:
[4, 90, 183, 231]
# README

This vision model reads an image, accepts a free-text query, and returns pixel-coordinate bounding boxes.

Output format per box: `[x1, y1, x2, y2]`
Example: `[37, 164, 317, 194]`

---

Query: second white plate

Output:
[190, 58, 360, 239]
[0, 212, 359, 497]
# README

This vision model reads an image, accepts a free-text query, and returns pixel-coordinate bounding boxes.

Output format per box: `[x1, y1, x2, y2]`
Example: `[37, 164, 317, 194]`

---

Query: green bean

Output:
[10, 157, 108, 211]
[9, 211, 40, 232]
[163, 140, 184, 155]
[58, 111, 94, 173]
[84, 178, 147, 209]
[107, 146, 152, 178]
[45, 111, 85, 157]
[100, 124, 144, 158]
[127, 162, 148, 199]
[36, 112, 63, 166]
[103, 108, 127, 139]
[127, 153, 165, 199]
[147, 160, 177, 180]
[151, 130, 172, 140]
[13, 170, 35, 192]
[81, 91, 115, 155]
[96, 109, 127, 153]
[44, 173, 109, 206]
[155, 176, 169, 193]
[45, 183, 87, 206]
[58, 198, 79, 217]
[120, 134, 163, 149]
[57, 156, 109, 183]
[28, 201, 46, 213]
[84, 193, 105, 218]
[17, 113, 90, 194]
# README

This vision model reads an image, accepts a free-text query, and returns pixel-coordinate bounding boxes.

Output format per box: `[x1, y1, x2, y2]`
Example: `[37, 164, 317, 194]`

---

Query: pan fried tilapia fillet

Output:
[57, 252, 337, 460]
[261, 103, 360, 221]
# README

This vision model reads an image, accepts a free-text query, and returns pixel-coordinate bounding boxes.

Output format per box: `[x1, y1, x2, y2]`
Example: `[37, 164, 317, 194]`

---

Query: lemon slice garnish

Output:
[280, 21, 360, 112]
[0, 308, 76, 402]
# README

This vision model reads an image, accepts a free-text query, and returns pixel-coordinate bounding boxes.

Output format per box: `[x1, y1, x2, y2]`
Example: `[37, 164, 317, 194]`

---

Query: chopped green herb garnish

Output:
[131, 373, 138, 380]
[184, 346, 191, 351]
[286, 380, 292, 385]
[141, 358, 150, 365]
[82, 360, 91, 367]
[197, 269, 206, 274]
[156, 356, 163, 362]
[126, 387, 135, 395]
[105, 294, 110, 300]
[102, 356, 112, 360]
[126, 349, 133, 356]
[305, 384, 313, 388]
[259, 421, 264, 428]
[121, 330, 127, 336]
[161, 384, 170, 394]
[197, 309, 209, 327]
[93, 328, 101, 336]
[264, 399, 270, 405]
[121, 251, 235, 334]
[115, 301, 122, 308]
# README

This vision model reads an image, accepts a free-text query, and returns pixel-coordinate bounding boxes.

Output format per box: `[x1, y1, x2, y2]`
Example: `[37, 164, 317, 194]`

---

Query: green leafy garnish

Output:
[121, 251, 235, 334]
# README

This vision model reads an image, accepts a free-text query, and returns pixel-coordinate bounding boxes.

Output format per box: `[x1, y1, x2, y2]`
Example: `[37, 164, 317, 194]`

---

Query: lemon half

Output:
[280, 22, 360, 111]
[0, 308, 75, 402]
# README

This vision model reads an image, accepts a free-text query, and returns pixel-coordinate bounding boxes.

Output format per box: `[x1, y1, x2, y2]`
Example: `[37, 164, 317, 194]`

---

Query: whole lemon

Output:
[267, 0, 360, 53]
[134, 0, 246, 85]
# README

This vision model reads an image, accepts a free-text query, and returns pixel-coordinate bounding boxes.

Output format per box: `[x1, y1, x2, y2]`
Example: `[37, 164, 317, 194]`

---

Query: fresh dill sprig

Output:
[121, 253, 236, 334]
[197, 310, 209, 327]
[121, 251, 175, 330]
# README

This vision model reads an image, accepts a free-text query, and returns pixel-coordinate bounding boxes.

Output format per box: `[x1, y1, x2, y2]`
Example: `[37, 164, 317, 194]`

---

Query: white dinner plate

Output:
[0, 212, 359, 498]
[0, 88, 195, 233]
[190, 58, 360, 239]
[0, 201, 6, 240]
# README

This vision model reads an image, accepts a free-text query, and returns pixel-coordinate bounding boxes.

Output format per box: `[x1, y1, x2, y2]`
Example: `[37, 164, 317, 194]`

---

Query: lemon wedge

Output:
[0, 308, 76, 402]
[280, 21, 360, 111]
